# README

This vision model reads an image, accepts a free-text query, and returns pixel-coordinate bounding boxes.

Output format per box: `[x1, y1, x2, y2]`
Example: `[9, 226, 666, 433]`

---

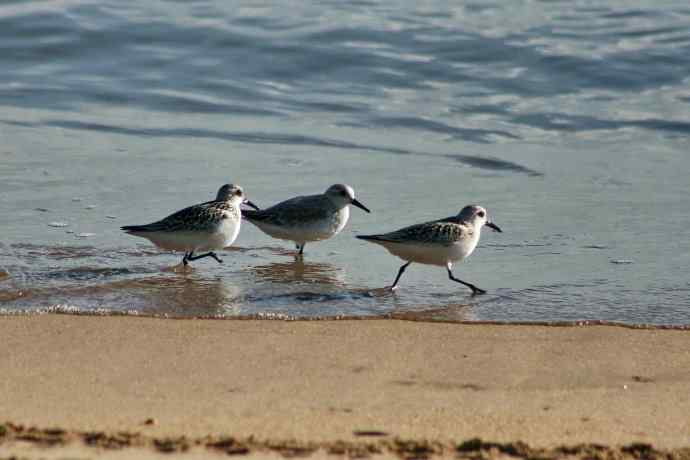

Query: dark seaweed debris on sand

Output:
[206, 436, 251, 455]
[2, 423, 690, 459]
[83, 430, 144, 449]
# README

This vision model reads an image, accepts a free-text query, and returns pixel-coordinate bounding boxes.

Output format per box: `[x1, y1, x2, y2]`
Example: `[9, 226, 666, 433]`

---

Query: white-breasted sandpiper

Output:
[122, 184, 259, 266]
[243, 184, 370, 255]
[357, 205, 501, 294]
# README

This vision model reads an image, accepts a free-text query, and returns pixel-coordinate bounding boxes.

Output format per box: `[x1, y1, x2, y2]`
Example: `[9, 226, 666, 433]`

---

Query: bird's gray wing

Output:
[244, 194, 332, 226]
[368, 220, 471, 245]
[123, 202, 227, 233]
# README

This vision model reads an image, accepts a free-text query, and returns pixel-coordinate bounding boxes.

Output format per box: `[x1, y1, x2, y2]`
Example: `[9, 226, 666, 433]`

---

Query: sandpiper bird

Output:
[121, 184, 259, 266]
[242, 184, 370, 255]
[356, 205, 501, 295]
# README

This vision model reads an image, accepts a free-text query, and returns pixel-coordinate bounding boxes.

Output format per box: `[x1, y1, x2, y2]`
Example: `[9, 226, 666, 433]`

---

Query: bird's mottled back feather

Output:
[122, 200, 238, 233]
[359, 219, 472, 245]
[243, 194, 335, 226]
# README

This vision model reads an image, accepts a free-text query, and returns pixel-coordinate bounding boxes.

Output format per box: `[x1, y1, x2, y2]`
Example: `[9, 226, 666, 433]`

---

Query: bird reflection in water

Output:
[250, 259, 346, 287]
[88, 275, 242, 317]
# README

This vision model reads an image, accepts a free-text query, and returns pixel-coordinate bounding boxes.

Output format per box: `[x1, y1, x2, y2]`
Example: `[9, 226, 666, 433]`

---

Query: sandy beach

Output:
[1, 315, 690, 459]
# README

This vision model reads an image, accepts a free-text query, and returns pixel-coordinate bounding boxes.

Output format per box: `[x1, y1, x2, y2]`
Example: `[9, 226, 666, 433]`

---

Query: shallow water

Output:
[1, 1, 689, 324]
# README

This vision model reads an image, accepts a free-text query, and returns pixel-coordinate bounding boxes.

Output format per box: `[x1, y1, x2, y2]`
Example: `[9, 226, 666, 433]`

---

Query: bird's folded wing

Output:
[132, 204, 223, 232]
[372, 221, 470, 245]
[247, 195, 331, 226]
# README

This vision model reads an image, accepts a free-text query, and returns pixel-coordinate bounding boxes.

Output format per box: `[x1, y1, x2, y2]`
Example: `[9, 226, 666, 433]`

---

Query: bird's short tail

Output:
[356, 234, 382, 241]
[241, 209, 264, 221]
[121, 225, 149, 233]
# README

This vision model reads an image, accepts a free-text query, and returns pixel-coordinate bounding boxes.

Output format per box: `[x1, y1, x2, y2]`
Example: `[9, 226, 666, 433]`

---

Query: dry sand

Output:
[1, 315, 690, 459]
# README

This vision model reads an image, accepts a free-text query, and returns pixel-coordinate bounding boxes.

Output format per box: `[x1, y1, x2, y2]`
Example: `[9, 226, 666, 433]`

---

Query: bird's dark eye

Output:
[477, 211, 485, 218]
[235, 190, 243, 196]
[341, 190, 348, 196]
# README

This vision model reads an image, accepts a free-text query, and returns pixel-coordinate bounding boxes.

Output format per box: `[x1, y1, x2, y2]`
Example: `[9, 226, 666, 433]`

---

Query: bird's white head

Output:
[215, 184, 260, 210]
[457, 205, 502, 232]
[325, 184, 370, 213]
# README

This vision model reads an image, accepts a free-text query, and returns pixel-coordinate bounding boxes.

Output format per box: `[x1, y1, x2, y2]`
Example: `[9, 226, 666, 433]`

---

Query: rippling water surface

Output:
[1, 1, 689, 324]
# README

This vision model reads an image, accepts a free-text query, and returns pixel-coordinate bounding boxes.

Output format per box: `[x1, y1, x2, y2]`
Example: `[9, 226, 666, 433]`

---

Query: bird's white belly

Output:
[136, 219, 240, 252]
[255, 208, 349, 244]
[380, 239, 477, 266]
[218, 217, 241, 248]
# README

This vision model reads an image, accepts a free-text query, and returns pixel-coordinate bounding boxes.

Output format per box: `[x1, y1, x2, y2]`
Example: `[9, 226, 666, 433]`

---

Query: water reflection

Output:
[1, 269, 242, 317]
[250, 259, 346, 286]
[101, 275, 242, 316]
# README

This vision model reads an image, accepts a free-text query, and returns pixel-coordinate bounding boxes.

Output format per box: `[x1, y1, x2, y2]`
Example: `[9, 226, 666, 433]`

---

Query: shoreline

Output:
[3, 310, 690, 330]
[2, 315, 690, 458]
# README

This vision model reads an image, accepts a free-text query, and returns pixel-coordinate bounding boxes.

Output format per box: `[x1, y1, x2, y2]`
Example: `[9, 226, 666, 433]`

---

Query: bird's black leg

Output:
[186, 252, 223, 264]
[182, 251, 191, 266]
[391, 262, 411, 290]
[296, 243, 305, 256]
[446, 265, 486, 295]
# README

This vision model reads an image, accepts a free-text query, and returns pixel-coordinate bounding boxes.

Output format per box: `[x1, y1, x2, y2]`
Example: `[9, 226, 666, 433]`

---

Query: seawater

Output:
[1, 1, 689, 324]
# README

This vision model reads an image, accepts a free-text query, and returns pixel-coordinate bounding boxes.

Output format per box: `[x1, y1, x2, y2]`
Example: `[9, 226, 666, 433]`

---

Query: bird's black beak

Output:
[243, 199, 260, 211]
[486, 221, 502, 233]
[351, 198, 370, 213]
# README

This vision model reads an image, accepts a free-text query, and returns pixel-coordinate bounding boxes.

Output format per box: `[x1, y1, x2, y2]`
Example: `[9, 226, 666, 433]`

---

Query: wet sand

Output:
[1, 316, 690, 459]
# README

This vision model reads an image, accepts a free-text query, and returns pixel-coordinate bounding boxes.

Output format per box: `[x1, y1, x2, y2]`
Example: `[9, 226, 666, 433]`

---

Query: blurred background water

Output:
[1, 0, 689, 324]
